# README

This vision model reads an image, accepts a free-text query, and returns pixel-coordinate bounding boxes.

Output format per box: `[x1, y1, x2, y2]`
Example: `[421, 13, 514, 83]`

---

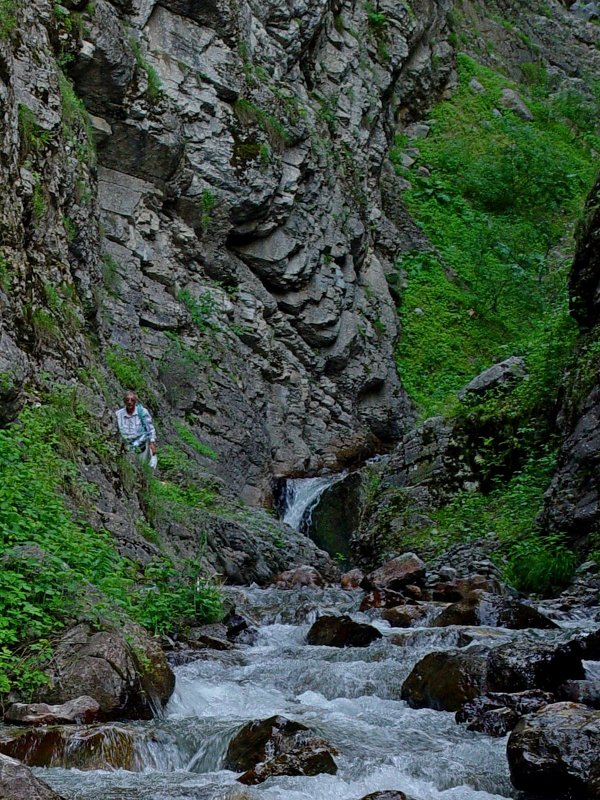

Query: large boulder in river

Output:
[486, 640, 584, 692]
[224, 716, 337, 785]
[359, 793, 417, 800]
[0, 753, 65, 799]
[401, 649, 489, 712]
[362, 553, 426, 592]
[507, 702, 600, 798]
[38, 623, 175, 720]
[402, 641, 584, 712]
[431, 592, 558, 630]
[306, 615, 382, 647]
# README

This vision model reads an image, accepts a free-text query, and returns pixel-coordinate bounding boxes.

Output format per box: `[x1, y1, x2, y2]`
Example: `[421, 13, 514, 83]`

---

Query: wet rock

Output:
[362, 553, 426, 592]
[359, 793, 416, 800]
[559, 680, 600, 709]
[382, 605, 430, 628]
[4, 697, 101, 726]
[456, 690, 554, 737]
[430, 577, 503, 602]
[306, 615, 382, 648]
[431, 592, 559, 630]
[401, 649, 489, 712]
[225, 715, 337, 785]
[238, 742, 337, 785]
[403, 641, 584, 713]
[486, 640, 584, 693]
[341, 569, 364, 589]
[270, 565, 325, 589]
[0, 753, 66, 799]
[360, 589, 408, 611]
[507, 702, 600, 798]
[185, 623, 234, 651]
[225, 613, 255, 642]
[0, 724, 147, 770]
[39, 623, 175, 720]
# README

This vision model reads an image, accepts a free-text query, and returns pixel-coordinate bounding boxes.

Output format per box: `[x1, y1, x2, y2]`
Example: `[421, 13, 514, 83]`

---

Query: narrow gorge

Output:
[0, 0, 599, 798]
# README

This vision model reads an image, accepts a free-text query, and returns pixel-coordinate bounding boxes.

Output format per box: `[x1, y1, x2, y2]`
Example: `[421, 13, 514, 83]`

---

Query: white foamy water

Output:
[36, 586, 529, 800]
[281, 474, 347, 531]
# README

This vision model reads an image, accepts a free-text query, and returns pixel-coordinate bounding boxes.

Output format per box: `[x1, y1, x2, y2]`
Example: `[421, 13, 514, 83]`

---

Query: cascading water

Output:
[280, 473, 348, 533]
[27, 585, 598, 800]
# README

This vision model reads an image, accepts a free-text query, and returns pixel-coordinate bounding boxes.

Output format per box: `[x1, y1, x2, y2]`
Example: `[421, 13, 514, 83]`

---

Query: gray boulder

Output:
[4, 697, 100, 726]
[0, 753, 65, 799]
[38, 623, 175, 720]
[458, 357, 527, 401]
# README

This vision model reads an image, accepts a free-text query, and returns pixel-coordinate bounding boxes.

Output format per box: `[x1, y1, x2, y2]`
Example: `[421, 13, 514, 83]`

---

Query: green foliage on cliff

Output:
[0, 389, 222, 696]
[391, 54, 599, 417]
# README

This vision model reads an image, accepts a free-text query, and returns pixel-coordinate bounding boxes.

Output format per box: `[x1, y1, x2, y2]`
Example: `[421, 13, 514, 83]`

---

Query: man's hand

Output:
[150, 442, 157, 455]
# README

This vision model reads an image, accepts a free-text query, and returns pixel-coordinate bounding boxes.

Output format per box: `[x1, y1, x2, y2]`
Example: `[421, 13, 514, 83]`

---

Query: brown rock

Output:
[508, 702, 600, 798]
[456, 690, 553, 737]
[4, 697, 101, 726]
[39, 623, 175, 720]
[401, 649, 488, 712]
[306, 615, 382, 647]
[431, 576, 503, 602]
[341, 569, 364, 589]
[363, 553, 426, 592]
[0, 724, 144, 770]
[359, 793, 416, 800]
[238, 741, 337, 785]
[382, 605, 430, 628]
[270, 565, 324, 588]
[360, 589, 408, 611]
[225, 715, 337, 785]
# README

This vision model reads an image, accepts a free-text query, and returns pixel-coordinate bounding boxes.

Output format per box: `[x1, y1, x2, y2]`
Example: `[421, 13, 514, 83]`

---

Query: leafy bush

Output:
[503, 533, 576, 595]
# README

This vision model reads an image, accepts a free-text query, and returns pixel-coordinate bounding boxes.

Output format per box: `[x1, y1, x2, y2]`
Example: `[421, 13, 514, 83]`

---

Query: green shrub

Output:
[18, 106, 51, 154]
[391, 53, 598, 418]
[106, 346, 152, 397]
[0, 0, 17, 39]
[174, 419, 218, 460]
[178, 288, 217, 332]
[503, 533, 576, 595]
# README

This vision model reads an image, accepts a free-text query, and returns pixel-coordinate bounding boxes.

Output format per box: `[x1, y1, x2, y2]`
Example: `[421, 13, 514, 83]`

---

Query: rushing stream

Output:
[14, 484, 597, 800]
[29, 583, 597, 800]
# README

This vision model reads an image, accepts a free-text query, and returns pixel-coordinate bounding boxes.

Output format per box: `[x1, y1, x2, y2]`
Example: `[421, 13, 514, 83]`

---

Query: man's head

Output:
[124, 391, 137, 414]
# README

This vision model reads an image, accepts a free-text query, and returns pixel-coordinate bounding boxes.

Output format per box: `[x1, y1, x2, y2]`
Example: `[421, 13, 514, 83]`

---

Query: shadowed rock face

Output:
[541, 174, 600, 543]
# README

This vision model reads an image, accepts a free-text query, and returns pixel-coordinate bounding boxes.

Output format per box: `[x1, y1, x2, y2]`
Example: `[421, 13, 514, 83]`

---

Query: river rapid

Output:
[33, 584, 594, 800]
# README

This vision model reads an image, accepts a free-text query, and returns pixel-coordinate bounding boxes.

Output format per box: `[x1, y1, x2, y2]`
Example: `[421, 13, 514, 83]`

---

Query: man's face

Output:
[124, 393, 136, 413]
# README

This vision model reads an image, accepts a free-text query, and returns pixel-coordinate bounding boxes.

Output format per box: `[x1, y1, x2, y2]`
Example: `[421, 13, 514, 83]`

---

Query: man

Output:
[115, 390, 157, 467]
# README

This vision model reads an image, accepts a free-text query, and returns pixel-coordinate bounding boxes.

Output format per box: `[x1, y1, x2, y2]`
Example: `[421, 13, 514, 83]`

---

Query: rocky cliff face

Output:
[541, 175, 600, 544]
[0, 0, 455, 508]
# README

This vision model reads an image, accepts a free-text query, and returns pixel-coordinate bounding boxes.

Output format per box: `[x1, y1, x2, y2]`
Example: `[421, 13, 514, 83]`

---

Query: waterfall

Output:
[280, 473, 347, 532]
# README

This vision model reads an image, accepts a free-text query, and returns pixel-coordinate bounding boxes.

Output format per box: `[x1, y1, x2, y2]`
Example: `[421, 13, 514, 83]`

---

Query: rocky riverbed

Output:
[2, 554, 599, 800]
